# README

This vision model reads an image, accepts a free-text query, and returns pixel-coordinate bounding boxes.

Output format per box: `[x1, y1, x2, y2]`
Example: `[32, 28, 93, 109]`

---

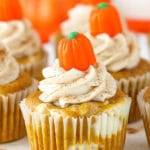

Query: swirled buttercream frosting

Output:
[61, 5, 93, 36]
[0, 20, 41, 58]
[86, 31, 140, 72]
[39, 60, 117, 108]
[0, 44, 19, 85]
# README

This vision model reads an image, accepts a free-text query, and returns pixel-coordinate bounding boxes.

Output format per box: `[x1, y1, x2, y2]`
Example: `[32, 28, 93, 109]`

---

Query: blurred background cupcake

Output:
[0, 43, 38, 143]
[85, 2, 150, 122]
[112, 0, 150, 60]
[20, 32, 131, 150]
[0, 0, 48, 80]
[138, 86, 150, 146]
[52, 0, 110, 55]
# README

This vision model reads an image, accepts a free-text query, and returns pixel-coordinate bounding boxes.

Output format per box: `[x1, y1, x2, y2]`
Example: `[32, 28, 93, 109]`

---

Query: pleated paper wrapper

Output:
[138, 87, 150, 146]
[20, 97, 131, 150]
[117, 72, 150, 122]
[0, 79, 38, 143]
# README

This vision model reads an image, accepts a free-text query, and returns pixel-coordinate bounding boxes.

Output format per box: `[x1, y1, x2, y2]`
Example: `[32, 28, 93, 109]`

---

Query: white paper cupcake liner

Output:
[19, 50, 47, 80]
[0, 79, 38, 143]
[137, 87, 150, 146]
[20, 97, 131, 150]
[117, 72, 150, 122]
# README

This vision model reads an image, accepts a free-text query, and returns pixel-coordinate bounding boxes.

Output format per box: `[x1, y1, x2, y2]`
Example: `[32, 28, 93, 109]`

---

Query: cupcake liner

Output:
[137, 87, 150, 146]
[19, 51, 47, 80]
[20, 97, 131, 150]
[117, 72, 150, 122]
[0, 79, 38, 143]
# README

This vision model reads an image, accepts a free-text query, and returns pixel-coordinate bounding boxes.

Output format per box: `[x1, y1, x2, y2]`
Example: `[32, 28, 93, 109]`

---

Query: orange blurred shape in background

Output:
[127, 20, 150, 33]
[20, 0, 80, 43]
[0, 0, 22, 21]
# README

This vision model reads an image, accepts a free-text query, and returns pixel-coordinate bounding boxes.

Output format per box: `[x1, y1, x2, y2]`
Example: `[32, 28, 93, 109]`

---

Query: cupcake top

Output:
[86, 2, 140, 72]
[0, 20, 41, 58]
[39, 32, 117, 108]
[61, 4, 93, 36]
[0, 43, 19, 85]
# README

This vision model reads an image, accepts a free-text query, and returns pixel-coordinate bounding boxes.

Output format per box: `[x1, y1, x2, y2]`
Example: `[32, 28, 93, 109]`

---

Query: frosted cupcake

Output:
[0, 43, 38, 143]
[61, 0, 111, 36]
[20, 32, 131, 150]
[85, 2, 150, 122]
[138, 87, 150, 146]
[0, 20, 47, 80]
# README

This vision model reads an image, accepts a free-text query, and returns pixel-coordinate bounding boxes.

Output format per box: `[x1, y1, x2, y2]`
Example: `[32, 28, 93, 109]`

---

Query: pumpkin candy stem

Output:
[58, 32, 96, 71]
[90, 2, 123, 37]
[96, 2, 108, 8]
[67, 31, 78, 39]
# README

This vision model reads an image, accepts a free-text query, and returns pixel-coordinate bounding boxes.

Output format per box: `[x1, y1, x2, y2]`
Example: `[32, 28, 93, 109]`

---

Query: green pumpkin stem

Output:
[96, 2, 108, 9]
[67, 32, 78, 40]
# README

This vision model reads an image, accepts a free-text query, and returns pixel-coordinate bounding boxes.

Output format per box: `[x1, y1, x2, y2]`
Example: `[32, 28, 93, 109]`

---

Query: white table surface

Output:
[1, 34, 150, 150]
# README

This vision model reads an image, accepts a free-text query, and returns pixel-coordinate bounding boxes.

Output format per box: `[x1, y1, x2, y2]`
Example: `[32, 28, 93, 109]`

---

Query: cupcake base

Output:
[20, 90, 131, 150]
[0, 79, 38, 143]
[138, 87, 150, 146]
[117, 72, 150, 122]
[111, 59, 150, 123]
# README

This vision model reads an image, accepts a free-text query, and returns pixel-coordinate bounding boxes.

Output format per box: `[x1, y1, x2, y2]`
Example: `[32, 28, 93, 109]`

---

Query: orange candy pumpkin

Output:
[90, 2, 123, 37]
[58, 32, 96, 71]
[0, 0, 22, 21]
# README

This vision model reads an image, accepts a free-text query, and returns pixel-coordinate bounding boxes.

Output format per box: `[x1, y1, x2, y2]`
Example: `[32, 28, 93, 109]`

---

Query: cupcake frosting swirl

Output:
[61, 5, 93, 36]
[0, 20, 41, 58]
[0, 44, 19, 85]
[39, 60, 117, 108]
[86, 31, 140, 72]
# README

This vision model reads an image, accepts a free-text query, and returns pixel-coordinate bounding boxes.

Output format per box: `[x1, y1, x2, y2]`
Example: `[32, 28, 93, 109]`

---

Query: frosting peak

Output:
[39, 60, 117, 108]
[61, 5, 93, 36]
[0, 44, 19, 85]
[0, 20, 41, 58]
[86, 31, 140, 72]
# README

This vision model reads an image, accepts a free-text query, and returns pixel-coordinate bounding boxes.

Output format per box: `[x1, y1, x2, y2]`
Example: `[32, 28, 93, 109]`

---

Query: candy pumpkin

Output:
[58, 32, 96, 71]
[90, 2, 123, 37]
[81, 0, 110, 5]
[0, 0, 22, 21]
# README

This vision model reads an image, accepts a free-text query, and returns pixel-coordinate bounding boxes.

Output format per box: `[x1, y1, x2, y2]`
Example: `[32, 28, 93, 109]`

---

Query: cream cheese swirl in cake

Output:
[0, 44, 19, 85]
[61, 5, 93, 36]
[0, 20, 41, 58]
[39, 60, 117, 108]
[86, 31, 140, 72]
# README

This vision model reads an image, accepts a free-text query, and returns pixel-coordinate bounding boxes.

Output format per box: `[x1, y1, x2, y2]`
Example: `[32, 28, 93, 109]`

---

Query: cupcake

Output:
[0, 43, 38, 143]
[52, 1, 125, 56]
[84, 2, 150, 122]
[20, 32, 131, 150]
[0, 20, 47, 80]
[61, 0, 111, 36]
[138, 86, 150, 146]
